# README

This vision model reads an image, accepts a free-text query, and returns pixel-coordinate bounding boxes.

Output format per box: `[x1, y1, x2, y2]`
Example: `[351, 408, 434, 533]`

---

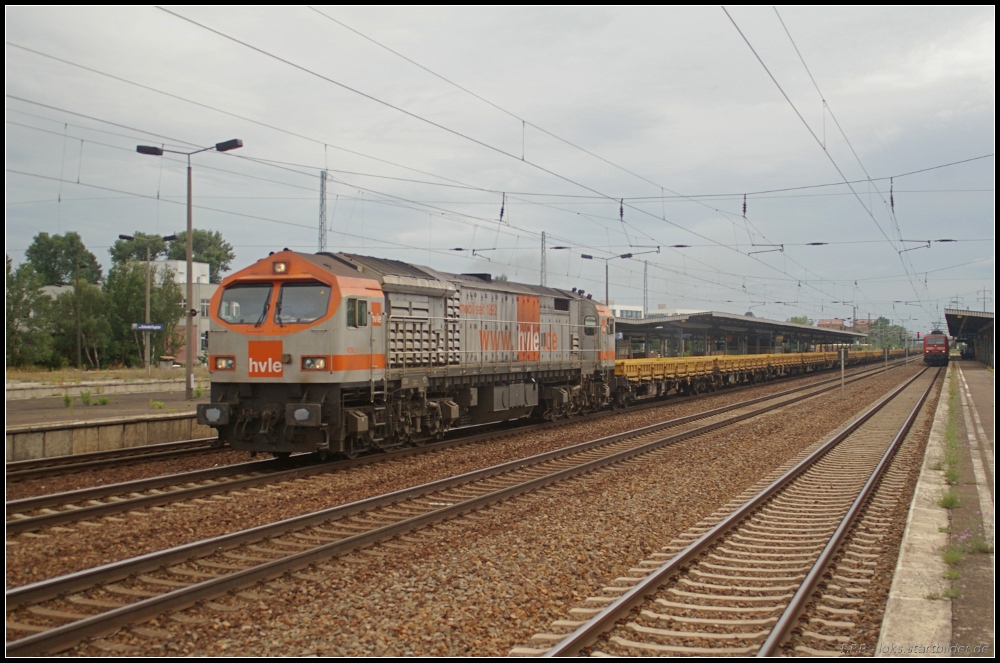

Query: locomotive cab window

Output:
[219, 284, 272, 324]
[347, 298, 368, 328]
[584, 315, 597, 336]
[274, 282, 330, 325]
[606, 318, 615, 336]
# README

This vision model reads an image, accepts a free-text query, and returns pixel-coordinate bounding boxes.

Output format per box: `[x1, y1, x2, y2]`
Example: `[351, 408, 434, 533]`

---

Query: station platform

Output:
[878, 360, 994, 657]
[5, 390, 205, 428]
[6, 387, 212, 461]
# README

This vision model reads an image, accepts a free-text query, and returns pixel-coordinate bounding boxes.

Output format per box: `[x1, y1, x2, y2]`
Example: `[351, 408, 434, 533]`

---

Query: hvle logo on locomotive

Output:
[248, 340, 283, 377]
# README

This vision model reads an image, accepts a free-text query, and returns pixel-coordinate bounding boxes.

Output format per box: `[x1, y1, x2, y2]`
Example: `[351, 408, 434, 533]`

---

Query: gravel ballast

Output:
[59, 366, 924, 656]
[7, 368, 880, 588]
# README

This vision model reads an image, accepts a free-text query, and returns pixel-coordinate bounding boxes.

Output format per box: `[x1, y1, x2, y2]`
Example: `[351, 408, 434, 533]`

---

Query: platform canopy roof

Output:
[944, 308, 994, 342]
[616, 311, 866, 344]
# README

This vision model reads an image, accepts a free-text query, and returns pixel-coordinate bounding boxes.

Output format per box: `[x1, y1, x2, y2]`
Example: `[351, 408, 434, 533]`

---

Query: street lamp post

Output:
[580, 248, 659, 305]
[118, 233, 177, 375]
[75, 264, 83, 369]
[137, 139, 243, 399]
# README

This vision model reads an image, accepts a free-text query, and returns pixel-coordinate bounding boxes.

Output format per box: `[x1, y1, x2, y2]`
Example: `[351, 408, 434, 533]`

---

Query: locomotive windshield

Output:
[219, 284, 272, 324]
[926, 337, 946, 345]
[275, 282, 331, 325]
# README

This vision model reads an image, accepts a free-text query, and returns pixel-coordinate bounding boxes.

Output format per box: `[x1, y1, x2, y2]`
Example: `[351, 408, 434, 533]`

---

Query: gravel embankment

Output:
[65, 366, 923, 656]
[7, 368, 886, 589]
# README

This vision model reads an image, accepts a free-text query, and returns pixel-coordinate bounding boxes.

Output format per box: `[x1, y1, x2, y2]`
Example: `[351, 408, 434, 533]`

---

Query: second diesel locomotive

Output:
[198, 251, 616, 457]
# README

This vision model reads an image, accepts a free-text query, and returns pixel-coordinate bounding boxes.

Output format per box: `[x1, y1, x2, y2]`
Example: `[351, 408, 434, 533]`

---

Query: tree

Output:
[108, 232, 169, 266]
[5, 256, 57, 367]
[51, 282, 112, 369]
[103, 261, 184, 366]
[166, 230, 234, 284]
[24, 232, 102, 285]
[867, 316, 909, 350]
[787, 315, 813, 326]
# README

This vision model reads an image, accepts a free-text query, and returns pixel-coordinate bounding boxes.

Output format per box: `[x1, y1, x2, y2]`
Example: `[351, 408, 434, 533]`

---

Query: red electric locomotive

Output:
[923, 330, 950, 366]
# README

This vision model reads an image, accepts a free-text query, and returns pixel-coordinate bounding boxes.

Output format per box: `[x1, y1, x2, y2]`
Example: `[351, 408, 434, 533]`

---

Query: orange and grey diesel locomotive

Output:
[922, 330, 950, 366]
[197, 251, 616, 457]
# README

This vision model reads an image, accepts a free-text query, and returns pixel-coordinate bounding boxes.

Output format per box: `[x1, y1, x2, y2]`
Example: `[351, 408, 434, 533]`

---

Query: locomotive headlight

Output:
[273, 261, 288, 274]
[302, 356, 327, 370]
[214, 356, 235, 370]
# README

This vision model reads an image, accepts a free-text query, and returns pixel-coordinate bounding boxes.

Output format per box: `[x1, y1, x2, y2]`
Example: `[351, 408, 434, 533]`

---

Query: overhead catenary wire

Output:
[722, 6, 939, 319]
[6, 15, 987, 328]
[149, 8, 857, 302]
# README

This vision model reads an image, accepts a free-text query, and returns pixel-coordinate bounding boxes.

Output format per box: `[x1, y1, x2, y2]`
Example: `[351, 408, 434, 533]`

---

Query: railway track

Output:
[516, 367, 938, 657]
[5, 363, 918, 655]
[6, 358, 909, 486]
[4, 438, 222, 483]
[6, 360, 910, 535]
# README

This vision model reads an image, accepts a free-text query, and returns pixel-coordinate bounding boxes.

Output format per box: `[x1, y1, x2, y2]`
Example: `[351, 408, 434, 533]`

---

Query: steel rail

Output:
[4, 438, 220, 481]
[6, 361, 898, 534]
[542, 367, 930, 657]
[756, 367, 940, 656]
[5, 363, 897, 655]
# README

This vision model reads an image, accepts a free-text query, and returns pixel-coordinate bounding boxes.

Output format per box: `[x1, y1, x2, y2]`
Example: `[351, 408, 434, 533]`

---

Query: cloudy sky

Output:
[6, 6, 994, 333]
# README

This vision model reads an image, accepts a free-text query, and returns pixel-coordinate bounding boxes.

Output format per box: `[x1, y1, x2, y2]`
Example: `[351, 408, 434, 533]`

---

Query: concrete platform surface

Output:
[5, 390, 206, 428]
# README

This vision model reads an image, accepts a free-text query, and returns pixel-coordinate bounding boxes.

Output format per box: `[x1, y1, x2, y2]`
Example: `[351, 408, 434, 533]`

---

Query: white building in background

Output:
[149, 260, 217, 363]
[609, 304, 645, 320]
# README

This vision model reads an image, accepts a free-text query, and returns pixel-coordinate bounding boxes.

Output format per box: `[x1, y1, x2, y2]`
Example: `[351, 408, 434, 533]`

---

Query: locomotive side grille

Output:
[387, 291, 463, 368]
[447, 292, 461, 365]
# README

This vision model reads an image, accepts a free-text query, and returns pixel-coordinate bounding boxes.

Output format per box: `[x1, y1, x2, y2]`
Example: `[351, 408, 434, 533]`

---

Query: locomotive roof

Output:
[327, 252, 592, 301]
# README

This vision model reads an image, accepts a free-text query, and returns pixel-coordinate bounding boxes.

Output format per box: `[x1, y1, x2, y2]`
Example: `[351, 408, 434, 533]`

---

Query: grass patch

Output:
[943, 586, 962, 599]
[80, 390, 92, 406]
[938, 490, 961, 509]
[941, 544, 965, 566]
[63, 393, 73, 408]
[149, 400, 165, 410]
[97, 396, 109, 406]
[939, 369, 962, 486]
[944, 465, 960, 485]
